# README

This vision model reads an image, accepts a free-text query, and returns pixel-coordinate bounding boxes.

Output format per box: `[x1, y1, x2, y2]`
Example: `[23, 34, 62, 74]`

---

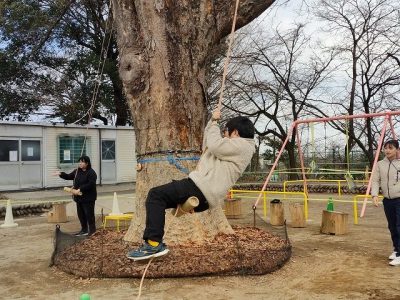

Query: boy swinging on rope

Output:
[127, 110, 255, 261]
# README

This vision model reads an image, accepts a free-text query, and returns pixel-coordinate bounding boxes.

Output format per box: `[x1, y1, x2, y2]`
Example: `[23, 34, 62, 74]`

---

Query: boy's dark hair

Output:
[225, 116, 255, 139]
[78, 155, 92, 169]
[384, 139, 399, 149]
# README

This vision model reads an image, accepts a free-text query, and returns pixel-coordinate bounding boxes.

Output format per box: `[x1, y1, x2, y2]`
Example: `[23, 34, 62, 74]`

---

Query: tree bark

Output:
[111, 0, 275, 244]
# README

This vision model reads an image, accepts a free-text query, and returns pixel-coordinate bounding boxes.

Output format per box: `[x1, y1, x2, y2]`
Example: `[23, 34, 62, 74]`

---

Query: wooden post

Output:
[270, 200, 284, 226]
[320, 210, 348, 235]
[224, 198, 242, 219]
[289, 202, 305, 228]
[47, 203, 67, 223]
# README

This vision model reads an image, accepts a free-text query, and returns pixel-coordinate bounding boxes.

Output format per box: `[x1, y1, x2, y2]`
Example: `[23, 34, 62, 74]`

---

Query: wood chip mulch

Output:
[53, 226, 291, 278]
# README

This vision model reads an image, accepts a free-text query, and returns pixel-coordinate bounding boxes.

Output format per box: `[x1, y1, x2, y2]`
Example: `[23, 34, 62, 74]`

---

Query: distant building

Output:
[0, 122, 136, 191]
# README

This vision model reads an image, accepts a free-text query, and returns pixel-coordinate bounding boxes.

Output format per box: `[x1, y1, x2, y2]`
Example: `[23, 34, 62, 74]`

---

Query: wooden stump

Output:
[289, 202, 305, 228]
[270, 200, 284, 226]
[320, 210, 348, 235]
[224, 199, 242, 219]
[47, 203, 67, 223]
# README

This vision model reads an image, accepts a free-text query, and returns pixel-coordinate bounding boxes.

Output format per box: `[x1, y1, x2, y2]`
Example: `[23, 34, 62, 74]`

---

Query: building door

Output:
[0, 139, 20, 190]
[101, 140, 116, 184]
[20, 140, 42, 189]
[0, 139, 42, 190]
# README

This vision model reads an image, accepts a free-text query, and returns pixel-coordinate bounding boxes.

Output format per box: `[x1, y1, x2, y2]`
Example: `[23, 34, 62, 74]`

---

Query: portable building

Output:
[0, 122, 136, 191]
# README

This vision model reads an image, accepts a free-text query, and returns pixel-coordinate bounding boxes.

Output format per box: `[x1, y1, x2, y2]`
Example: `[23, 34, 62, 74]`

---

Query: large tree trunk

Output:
[111, 0, 275, 244]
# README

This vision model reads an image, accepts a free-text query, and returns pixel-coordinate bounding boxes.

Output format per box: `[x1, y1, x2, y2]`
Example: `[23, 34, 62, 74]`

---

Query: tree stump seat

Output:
[320, 210, 348, 235]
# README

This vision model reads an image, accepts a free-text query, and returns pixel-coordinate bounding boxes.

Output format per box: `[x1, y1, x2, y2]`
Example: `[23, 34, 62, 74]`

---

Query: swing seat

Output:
[344, 173, 356, 192]
[308, 161, 319, 178]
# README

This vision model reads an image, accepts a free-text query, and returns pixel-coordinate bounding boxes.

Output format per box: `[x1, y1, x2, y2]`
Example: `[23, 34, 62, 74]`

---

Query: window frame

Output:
[58, 135, 90, 167]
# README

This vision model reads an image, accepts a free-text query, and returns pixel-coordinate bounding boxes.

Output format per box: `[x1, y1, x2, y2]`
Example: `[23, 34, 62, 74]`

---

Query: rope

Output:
[344, 119, 356, 191]
[135, 207, 180, 299]
[345, 119, 350, 174]
[73, 0, 114, 125]
[68, 0, 113, 184]
[311, 122, 316, 163]
[136, 258, 154, 300]
[217, 0, 241, 112]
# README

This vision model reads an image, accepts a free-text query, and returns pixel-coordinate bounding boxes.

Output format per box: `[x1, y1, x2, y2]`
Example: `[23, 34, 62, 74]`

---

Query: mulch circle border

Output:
[54, 226, 291, 278]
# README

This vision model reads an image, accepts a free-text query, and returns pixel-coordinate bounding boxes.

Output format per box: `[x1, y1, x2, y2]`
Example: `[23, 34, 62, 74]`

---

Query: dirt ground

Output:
[1, 194, 400, 300]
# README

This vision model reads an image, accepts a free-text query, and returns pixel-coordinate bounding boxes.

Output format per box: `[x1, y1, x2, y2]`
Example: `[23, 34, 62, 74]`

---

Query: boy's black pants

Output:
[143, 178, 209, 243]
[383, 198, 400, 255]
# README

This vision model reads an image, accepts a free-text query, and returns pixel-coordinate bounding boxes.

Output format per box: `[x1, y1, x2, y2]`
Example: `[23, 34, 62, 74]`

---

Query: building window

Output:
[102, 140, 115, 160]
[21, 140, 41, 161]
[58, 136, 88, 165]
[0, 140, 19, 162]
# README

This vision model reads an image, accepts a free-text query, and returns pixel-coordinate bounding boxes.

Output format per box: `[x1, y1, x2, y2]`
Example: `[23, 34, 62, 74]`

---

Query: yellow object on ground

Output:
[103, 214, 133, 231]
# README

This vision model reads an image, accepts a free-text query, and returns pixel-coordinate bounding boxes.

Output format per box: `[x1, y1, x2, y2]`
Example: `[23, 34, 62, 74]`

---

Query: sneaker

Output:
[74, 230, 89, 237]
[126, 241, 169, 261]
[389, 252, 397, 260]
[389, 256, 400, 266]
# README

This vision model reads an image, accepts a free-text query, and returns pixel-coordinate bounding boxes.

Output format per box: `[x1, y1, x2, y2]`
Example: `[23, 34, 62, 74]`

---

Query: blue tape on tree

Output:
[137, 155, 200, 174]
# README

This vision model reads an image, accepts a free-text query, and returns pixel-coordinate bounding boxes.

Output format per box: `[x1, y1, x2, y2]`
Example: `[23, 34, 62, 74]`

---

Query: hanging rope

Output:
[73, 3, 114, 126]
[64, 0, 114, 187]
[344, 119, 356, 191]
[216, 0, 241, 112]
[309, 122, 317, 174]
[324, 122, 327, 159]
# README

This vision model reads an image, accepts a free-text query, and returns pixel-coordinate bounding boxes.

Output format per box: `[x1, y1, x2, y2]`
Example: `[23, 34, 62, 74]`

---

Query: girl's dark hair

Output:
[225, 116, 255, 139]
[384, 139, 399, 149]
[78, 155, 92, 169]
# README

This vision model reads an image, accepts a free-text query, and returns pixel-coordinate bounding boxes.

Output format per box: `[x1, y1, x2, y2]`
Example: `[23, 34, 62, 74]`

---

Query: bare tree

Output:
[315, 0, 400, 166]
[220, 23, 335, 176]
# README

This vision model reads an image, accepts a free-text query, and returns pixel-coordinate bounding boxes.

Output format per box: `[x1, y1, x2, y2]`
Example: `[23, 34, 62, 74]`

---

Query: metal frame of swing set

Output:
[252, 110, 400, 221]
[302, 121, 362, 178]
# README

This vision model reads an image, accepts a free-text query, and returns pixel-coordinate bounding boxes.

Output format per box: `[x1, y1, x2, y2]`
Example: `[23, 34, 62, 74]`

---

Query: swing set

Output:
[276, 120, 367, 182]
[307, 119, 359, 190]
[252, 111, 400, 220]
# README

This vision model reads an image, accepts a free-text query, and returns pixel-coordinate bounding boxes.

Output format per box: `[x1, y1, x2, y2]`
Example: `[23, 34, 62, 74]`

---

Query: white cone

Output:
[109, 192, 123, 216]
[1, 200, 18, 228]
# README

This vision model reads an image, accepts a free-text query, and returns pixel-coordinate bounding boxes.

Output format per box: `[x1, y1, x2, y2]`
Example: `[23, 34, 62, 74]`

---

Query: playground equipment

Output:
[103, 213, 133, 231]
[251, 110, 400, 220]
[103, 192, 133, 231]
[289, 202, 305, 228]
[344, 119, 356, 192]
[320, 210, 349, 235]
[270, 199, 285, 226]
[230, 188, 379, 225]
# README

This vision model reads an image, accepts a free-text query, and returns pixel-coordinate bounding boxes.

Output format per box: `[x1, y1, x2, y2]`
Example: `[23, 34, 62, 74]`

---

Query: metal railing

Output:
[283, 179, 369, 197]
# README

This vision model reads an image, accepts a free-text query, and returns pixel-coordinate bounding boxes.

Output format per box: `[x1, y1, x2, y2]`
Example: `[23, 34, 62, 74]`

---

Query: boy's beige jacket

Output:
[189, 120, 255, 207]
